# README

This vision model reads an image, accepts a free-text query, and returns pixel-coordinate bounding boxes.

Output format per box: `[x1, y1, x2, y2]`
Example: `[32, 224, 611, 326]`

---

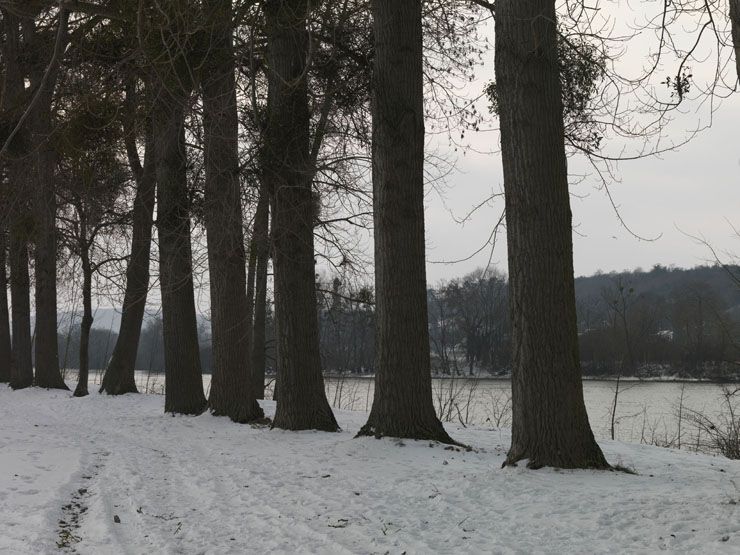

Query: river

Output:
[80, 369, 738, 450]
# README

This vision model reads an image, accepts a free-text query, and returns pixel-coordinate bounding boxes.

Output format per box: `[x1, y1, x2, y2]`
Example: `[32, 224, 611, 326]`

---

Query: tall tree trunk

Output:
[140, 0, 205, 413]
[2, 11, 31, 389]
[245, 208, 258, 378]
[9, 228, 32, 389]
[0, 231, 11, 382]
[0, 11, 21, 386]
[250, 188, 269, 400]
[265, 0, 337, 431]
[202, 0, 263, 423]
[731, 0, 740, 81]
[357, 0, 452, 443]
[73, 218, 92, 398]
[24, 12, 69, 390]
[495, 0, 608, 469]
[153, 90, 207, 415]
[100, 91, 156, 395]
[31, 115, 66, 389]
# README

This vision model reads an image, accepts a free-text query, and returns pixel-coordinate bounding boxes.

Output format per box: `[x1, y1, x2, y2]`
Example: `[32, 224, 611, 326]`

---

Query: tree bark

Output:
[265, 0, 337, 431]
[9, 228, 33, 389]
[73, 214, 92, 397]
[0, 231, 12, 382]
[153, 90, 207, 415]
[0, 11, 21, 385]
[24, 13, 68, 390]
[245, 211, 258, 383]
[357, 0, 453, 443]
[137, 0, 206, 413]
[2, 11, 32, 390]
[250, 188, 269, 400]
[31, 128, 67, 389]
[202, 0, 263, 423]
[495, 0, 609, 469]
[100, 90, 156, 395]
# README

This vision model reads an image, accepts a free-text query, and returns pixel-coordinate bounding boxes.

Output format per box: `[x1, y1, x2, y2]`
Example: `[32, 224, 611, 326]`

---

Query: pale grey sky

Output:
[423, 7, 740, 284]
[425, 93, 740, 283]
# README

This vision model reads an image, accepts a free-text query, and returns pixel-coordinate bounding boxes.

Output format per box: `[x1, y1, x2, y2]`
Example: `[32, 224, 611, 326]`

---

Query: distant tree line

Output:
[576, 265, 740, 379]
[317, 264, 740, 380]
[57, 264, 740, 381]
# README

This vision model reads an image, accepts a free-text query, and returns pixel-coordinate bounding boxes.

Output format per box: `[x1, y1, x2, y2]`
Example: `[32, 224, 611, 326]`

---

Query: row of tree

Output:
[0, 0, 472, 442]
[1, 0, 738, 469]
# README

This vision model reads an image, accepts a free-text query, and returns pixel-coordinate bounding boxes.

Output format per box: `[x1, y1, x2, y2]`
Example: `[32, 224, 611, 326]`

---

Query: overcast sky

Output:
[423, 8, 740, 284]
[424, 94, 740, 283]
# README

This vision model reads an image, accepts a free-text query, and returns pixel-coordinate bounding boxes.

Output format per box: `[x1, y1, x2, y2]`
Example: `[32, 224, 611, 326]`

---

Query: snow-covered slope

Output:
[0, 386, 738, 554]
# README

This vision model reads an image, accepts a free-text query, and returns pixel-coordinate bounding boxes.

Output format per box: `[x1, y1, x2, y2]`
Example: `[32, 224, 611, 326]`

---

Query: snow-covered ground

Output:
[1, 385, 739, 554]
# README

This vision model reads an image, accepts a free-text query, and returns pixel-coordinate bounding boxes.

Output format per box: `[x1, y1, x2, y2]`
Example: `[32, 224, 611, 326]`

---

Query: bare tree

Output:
[601, 277, 638, 374]
[0, 10, 22, 384]
[357, 0, 454, 444]
[8, 223, 32, 389]
[57, 119, 128, 396]
[201, 0, 263, 423]
[1, 6, 73, 389]
[24, 7, 70, 390]
[249, 187, 270, 400]
[100, 79, 156, 396]
[495, 0, 608, 468]
[2, 22, 34, 392]
[143, 2, 207, 414]
[0, 231, 11, 382]
[264, 0, 338, 431]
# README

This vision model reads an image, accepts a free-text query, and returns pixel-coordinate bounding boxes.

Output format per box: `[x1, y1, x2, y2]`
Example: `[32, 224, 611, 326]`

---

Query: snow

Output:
[1, 385, 739, 554]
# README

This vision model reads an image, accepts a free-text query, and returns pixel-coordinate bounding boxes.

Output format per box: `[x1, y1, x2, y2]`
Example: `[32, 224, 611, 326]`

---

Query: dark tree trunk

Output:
[24, 13, 68, 390]
[0, 11, 20, 385]
[202, 0, 263, 423]
[265, 0, 337, 431]
[140, 0, 205, 413]
[357, 0, 452, 443]
[0, 232, 12, 382]
[31, 118, 66, 389]
[73, 217, 92, 398]
[250, 188, 269, 400]
[2, 11, 32, 389]
[495, 0, 609, 469]
[153, 89, 207, 415]
[731, 0, 740, 80]
[100, 89, 156, 395]
[9, 228, 33, 389]
[245, 211, 258, 382]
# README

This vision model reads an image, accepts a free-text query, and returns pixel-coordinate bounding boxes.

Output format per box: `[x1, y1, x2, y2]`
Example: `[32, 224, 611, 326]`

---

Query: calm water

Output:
[322, 377, 737, 447]
[81, 368, 737, 448]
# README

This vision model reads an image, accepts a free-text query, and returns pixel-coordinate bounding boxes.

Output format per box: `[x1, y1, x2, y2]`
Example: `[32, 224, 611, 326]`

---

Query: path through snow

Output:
[0, 386, 739, 553]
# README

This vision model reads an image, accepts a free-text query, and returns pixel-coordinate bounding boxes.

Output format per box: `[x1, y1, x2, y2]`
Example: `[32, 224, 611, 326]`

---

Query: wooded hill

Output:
[53, 264, 740, 381]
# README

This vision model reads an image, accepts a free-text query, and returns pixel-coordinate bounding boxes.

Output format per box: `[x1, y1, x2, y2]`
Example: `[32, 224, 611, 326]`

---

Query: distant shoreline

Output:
[78, 369, 740, 385]
[319, 374, 740, 384]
